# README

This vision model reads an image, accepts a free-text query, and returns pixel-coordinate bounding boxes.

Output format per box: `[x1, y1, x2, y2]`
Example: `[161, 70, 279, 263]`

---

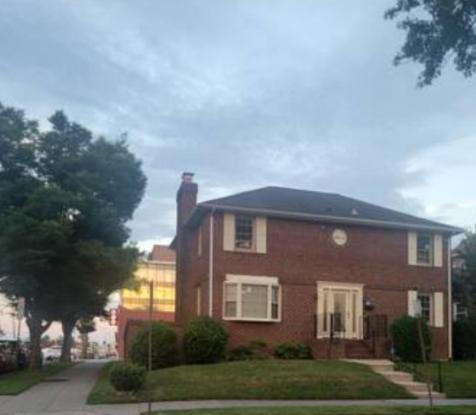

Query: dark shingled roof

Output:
[192, 186, 462, 233]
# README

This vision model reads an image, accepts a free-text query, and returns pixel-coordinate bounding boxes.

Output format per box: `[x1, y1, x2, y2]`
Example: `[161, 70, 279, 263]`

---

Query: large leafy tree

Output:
[385, 0, 476, 86]
[453, 230, 476, 317]
[0, 103, 146, 368]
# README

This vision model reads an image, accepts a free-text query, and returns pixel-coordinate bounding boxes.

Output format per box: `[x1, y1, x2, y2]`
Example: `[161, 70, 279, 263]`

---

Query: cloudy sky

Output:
[1, 0, 475, 254]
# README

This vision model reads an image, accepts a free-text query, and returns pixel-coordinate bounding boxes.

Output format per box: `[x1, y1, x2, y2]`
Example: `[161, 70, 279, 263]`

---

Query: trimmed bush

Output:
[390, 315, 431, 362]
[183, 316, 229, 363]
[453, 317, 476, 360]
[227, 341, 269, 361]
[129, 322, 177, 369]
[109, 362, 146, 392]
[274, 342, 313, 359]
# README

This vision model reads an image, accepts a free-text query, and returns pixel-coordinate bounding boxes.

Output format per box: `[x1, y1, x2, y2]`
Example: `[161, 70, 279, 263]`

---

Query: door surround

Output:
[316, 281, 364, 340]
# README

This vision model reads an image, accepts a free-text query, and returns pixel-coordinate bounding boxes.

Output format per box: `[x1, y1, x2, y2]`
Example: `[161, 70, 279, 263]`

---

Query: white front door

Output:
[316, 282, 363, 339]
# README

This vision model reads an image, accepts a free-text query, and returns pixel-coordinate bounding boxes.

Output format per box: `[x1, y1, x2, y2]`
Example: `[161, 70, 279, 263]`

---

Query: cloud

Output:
[0, 0, 475, 252]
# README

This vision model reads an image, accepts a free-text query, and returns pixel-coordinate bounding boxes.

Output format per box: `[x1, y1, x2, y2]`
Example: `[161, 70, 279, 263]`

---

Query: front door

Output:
[317, 282, 363, 339]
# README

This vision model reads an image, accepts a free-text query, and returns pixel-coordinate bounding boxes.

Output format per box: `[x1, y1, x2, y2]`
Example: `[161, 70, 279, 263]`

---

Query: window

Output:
[418, 294, 432, 324]
[223, 275, 280, 322]
[417, 233, 433, 265]
[235, 215, 254, 250]
[196, 286, 201, 316]
[224, 284, 237, 317]
[197, 226, 202, 257]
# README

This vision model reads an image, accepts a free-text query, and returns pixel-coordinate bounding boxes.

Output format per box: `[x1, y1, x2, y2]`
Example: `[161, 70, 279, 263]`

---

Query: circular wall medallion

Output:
[332, 229, 348, 246]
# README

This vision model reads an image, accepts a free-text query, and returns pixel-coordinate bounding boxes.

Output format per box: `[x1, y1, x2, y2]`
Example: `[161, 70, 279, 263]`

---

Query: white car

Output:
[42, 346, 62, 361]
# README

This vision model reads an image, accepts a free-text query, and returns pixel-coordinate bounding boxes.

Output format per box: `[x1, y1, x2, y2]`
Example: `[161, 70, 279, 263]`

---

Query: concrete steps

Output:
[343, 359, 445, 400]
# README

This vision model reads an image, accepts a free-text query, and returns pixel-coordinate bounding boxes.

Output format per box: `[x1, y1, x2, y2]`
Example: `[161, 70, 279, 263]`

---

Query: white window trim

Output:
[223, 274, 281, 322]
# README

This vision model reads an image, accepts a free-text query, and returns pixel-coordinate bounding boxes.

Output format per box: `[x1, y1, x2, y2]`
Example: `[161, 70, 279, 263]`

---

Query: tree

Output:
[453, 230, 476, 316]
[76, 317, 96, 359]
[0, 103, 146, 368]
[385, 1, 476, 86]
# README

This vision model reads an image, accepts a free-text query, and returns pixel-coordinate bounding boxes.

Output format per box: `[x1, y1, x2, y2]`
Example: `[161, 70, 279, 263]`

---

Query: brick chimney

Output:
[176, 172, 198, 227]
[175, 172, 197, 324]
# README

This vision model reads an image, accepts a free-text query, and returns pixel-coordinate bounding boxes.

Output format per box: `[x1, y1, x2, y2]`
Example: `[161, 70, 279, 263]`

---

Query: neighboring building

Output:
[173, 173, 462, 359]
[117, 245, 175, 359]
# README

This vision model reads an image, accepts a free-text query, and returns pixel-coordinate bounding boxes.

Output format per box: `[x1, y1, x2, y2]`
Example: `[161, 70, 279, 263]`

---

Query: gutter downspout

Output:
[208, 209, 215, 317]
[447, 236, 453, 359]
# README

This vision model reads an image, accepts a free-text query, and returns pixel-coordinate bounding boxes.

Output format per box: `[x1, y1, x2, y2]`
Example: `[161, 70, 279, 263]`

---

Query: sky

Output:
[1, 0, 475, 340]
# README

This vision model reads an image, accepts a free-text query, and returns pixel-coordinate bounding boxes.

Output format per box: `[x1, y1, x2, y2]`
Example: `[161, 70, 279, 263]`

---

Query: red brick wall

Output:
[177, 212, 450, 359]
[117, 307, 175, 359]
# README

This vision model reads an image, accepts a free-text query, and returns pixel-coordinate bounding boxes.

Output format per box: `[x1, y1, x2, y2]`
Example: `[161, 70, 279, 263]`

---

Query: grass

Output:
[149, 407, 476, 415]
[88, 360, 412, 404]
[0, 362, 72, 395]
[407, 360, 476, 398]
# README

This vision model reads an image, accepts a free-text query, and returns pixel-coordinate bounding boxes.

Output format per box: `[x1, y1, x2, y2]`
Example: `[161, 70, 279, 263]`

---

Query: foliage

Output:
[453, 317, 476, 360]
[390, 315, 431, 362]
[385, 0, 476, 86]
[183, 316, 229, 364]
[227, 341, 269, 361]
[453, 230, 476, 317]
[109, 362, 146, 393]
[274, 342, 313, 360]
[0, 102, 146, 367]
[130, 322, 178, 369]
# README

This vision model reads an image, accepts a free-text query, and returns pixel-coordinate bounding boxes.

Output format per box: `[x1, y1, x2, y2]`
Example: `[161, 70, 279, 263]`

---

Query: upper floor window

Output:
[235, 214, 254, 250]
[408, 231, 443, 267]
[417, 233, 433, 265]
[223, 213, 267, 254]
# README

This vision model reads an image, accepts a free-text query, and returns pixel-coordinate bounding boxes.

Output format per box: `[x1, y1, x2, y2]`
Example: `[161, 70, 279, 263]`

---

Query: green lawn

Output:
[149, 407, 476, 415]
[0, 362, 72, 395]
[410, 361, 476, 398]
[88, 360, 412, 404]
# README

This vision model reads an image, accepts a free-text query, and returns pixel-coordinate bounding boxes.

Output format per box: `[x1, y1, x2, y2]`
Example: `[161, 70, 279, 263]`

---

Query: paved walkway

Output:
[0, 360, 475, 414]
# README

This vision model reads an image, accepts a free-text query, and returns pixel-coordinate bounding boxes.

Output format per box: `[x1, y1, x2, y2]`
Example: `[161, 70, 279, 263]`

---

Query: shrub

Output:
[453, 317, 476, 360]
[183, 316, 229, 363]
[129, 322, 177, 369]
[227, 341, 269, 361]
[274, 342, 313, 359]
[390, 315, 431, 362]
[109, 362, 146, 392]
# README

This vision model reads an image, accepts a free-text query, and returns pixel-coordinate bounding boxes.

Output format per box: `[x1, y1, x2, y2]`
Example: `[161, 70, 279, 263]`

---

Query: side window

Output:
[417, 233, 432, 265]
[417, 294, 432, 324]
[408, 232, 443, 267]
[197, 226, 202, 257]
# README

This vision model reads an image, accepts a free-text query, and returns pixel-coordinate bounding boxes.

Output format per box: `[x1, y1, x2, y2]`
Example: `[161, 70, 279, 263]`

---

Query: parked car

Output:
[42, 346, 62, 362]
[0, 340, 25, 373]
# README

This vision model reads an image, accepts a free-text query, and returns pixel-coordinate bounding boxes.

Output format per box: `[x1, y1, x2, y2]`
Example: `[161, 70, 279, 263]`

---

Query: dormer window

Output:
[417, 233, 433, 265]
[235, 214, 254, 250]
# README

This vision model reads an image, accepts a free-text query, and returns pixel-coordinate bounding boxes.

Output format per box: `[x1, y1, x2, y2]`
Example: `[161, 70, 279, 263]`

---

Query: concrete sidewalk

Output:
[0, 360, 475, 414]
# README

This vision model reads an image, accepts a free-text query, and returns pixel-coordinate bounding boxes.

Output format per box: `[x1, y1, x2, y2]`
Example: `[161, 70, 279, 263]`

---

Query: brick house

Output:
[173, 173, 462, 359]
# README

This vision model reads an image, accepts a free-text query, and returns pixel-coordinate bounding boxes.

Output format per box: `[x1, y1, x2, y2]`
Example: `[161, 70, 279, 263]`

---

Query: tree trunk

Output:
[80, 332, 89, 359]
[26, 315, 44, 370]
[60, 318, 75, 363]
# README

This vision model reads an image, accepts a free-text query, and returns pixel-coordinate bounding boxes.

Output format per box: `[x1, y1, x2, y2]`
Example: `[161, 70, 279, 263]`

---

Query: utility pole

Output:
[147, 280, 154, 415]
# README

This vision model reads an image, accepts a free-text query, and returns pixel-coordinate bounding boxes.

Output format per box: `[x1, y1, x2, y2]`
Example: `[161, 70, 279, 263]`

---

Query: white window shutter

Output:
[408, 231, 417, 265]
[223, 213, 235, 251]
[433, 234, 443, 267]
[434, 292, 444, 327]
[408, 290, 418, 316]
[255, 216, 267, 254]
